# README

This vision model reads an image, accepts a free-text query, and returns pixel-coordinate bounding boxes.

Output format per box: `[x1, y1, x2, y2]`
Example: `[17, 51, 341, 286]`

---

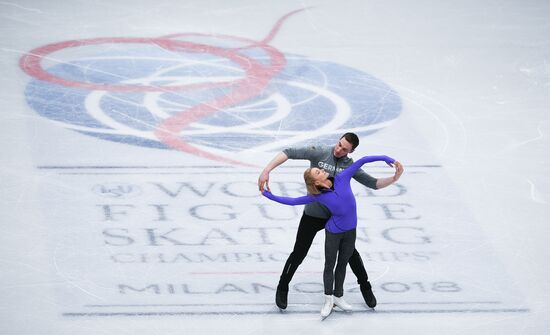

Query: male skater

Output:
[258, 133, 404, 309]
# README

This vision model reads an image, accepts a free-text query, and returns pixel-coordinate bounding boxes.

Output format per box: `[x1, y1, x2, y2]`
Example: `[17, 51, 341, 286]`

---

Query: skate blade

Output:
[334, 306, 353, 313]
[320, 306, 335, 320]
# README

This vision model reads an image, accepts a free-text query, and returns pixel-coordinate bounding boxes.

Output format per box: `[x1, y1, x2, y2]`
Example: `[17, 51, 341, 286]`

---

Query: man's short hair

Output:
[341, 132, 359, 151]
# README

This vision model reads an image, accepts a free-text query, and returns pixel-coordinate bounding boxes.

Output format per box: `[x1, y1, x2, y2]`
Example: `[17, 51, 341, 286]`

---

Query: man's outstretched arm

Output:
[258, 152, 288, 192]
[375, 161, 404, 189]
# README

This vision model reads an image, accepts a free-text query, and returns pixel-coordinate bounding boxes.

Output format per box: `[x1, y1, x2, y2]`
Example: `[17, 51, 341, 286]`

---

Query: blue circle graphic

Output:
[24, 44, 402, 152]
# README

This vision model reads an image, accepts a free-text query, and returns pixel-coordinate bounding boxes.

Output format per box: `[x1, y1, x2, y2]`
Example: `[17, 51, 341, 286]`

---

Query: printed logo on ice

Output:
[20, 10, 401, 166]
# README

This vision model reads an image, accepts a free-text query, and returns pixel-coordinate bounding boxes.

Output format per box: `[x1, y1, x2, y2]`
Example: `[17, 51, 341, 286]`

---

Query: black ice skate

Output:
[275, 285, 288, 310]
[360, 281, 377, 308]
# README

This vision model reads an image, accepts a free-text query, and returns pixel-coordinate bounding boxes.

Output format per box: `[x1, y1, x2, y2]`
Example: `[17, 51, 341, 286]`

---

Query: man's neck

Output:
[333, 153, 347, 160]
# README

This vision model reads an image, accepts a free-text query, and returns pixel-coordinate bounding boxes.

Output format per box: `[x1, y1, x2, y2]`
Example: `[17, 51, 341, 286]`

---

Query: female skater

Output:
[262, 155, 396, 318]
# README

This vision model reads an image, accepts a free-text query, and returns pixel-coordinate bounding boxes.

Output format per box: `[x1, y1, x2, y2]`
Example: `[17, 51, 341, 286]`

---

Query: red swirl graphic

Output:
[19, 8, 309, 166]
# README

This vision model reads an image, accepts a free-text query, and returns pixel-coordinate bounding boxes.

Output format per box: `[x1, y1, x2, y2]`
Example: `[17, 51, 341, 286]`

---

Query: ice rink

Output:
[1, 0, 549, 334]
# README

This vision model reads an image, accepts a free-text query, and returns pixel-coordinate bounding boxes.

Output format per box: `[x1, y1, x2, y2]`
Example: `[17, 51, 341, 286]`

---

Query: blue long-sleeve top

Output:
[262, 155, 395, 233]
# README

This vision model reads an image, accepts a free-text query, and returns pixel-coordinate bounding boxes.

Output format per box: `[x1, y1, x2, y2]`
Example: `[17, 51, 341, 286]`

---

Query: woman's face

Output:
[310, 168, 329, 185]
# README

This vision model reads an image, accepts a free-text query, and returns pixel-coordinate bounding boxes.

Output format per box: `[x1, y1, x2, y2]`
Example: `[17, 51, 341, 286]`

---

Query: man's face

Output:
[333, 137, 354, 158]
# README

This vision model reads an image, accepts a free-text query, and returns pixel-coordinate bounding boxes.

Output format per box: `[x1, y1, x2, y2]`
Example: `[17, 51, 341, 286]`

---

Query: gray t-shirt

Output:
[283, 145, 378, 219]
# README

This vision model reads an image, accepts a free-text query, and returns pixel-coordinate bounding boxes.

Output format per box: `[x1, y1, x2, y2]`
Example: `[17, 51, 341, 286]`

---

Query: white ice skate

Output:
[333, 296, 353, 312]
[320, 294, 334, 320]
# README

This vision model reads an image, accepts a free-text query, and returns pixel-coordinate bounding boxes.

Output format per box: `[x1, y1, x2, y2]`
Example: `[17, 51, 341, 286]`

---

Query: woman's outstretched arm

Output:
[262, 190, 315, 206]
[338, 155, 396, 182]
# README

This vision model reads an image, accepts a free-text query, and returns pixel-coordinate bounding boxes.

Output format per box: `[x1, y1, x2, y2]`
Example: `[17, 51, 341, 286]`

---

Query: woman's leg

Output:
[333, 229, 356, 298]
[323, 230, 342, 295]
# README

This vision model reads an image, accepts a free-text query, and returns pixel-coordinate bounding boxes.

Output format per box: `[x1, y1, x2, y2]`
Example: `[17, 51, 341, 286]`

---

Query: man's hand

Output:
[392, 161, 404, 182]
[258, 170, 270, 192]
[258, 152, 289, 192]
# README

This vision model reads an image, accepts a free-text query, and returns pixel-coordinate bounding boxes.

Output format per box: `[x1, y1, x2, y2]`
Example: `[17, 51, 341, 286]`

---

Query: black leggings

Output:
[278, 213, 370, 289]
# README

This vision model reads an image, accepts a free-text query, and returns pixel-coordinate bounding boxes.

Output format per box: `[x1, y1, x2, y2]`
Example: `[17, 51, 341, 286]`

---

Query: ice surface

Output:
[1, 1, 549, 334]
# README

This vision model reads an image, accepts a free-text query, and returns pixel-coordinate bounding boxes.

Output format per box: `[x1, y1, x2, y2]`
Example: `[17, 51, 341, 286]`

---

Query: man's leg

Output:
[348, 248, 377, 308]
[276, 214, 326, 309]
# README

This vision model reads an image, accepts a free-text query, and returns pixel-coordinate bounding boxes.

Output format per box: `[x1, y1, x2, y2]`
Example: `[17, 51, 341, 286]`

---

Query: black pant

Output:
[278, 213, 369, 290]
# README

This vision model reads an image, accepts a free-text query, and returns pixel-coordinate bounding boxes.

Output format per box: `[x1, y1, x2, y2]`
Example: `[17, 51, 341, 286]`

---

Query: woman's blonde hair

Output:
[303, 168, 322, 195]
